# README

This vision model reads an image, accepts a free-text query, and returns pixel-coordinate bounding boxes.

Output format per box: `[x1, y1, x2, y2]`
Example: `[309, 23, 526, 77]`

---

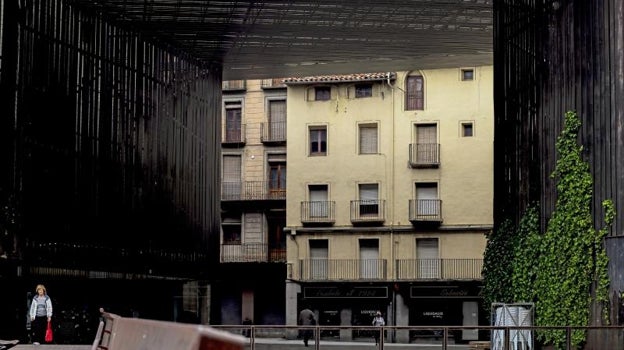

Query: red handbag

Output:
[45, 320, 53, 343]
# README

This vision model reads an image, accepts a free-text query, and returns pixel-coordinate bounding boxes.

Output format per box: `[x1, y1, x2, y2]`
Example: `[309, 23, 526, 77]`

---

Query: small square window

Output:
[461, 122, 474, 137]
[461, 69, 474, 81]
[315, 87, 331, 101]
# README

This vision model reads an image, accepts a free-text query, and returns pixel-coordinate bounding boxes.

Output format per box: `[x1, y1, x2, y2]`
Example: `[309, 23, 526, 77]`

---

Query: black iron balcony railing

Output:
[261, 121, 287, 143]
[220, 243, 286, 263]
[221, 181, 286, 201]
[222, 80, 246, 90]
[298, 259, 387, 281]
[396, 258, 483, 280]
[409, 143, 440, 167]
[222, 124, 246, 144]
[301, 201, 335, 225]
[261, 78, 286, 89]
[350, 199, 386, 224]
[409, 199, 443, 223]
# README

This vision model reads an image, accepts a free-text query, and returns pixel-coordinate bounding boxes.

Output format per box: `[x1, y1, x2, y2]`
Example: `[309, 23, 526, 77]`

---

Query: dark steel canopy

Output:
[67, 0, 493, 79]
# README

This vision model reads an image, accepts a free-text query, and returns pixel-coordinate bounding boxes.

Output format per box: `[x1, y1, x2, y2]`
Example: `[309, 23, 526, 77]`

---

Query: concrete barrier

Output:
[92, 309, 245, 350]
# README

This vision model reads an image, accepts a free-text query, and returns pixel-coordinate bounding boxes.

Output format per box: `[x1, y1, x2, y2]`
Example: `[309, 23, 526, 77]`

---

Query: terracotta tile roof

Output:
[283, 72, 396, 85]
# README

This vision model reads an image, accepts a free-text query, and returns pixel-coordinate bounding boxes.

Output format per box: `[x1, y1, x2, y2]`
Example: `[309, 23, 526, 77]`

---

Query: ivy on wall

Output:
[483, 111, 614, 349]
[533, 111, 613, 348]
[482, 218, 515, 316]
[511, 204, 540, 303]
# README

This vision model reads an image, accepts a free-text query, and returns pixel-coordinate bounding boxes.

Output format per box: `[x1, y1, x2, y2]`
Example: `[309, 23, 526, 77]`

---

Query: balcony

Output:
[396, 258, 483, 280]
[297, 259, 387, 281]
[409, 199, 442, 223]
[222, 80, 246, 91]
[409, 143, 440, 168]
[222, 124, 246, 146]
[301, 201, 335, 225]
[221, 181, 286, 201]
[261, 78, 286, 89]
[220, 243, 286, 263]
[261, 121, 287, 144]
[350, 200, 386, 225]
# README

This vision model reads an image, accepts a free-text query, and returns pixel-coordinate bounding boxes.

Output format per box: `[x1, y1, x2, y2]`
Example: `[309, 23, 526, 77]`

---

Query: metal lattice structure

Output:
[66, 0, 494, 79]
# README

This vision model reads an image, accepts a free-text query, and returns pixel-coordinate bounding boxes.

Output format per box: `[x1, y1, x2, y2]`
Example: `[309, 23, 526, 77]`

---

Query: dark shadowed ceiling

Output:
[68, 0, 493, 80]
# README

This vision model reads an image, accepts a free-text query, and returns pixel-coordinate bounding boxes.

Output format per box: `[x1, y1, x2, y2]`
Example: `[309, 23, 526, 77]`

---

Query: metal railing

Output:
[350, 199, 386, 224]
[211, 324, 624, 350]
[301, 201, 335, 224]
[396, 258, 483, 280]
[409, 199, 443, 222]
[261, 78, 286, 88]
[221, 181, 286, 201]
[261, 121, 287, 143]
[220, 243, 286, 263]
[409, 143, 440, 167]
[298, 259, 387, 281]
[222, 80, 246, 90]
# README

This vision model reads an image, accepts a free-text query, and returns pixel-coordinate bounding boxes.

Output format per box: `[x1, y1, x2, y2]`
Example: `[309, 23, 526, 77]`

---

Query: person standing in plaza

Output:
[298, 307, 316, 347]
[29, 284, 53, 345]
[372, 310, 385, 346]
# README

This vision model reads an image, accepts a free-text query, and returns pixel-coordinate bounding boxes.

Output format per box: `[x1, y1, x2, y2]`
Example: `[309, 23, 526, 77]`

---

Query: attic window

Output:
[315, 87, 331, 101]
[461, 69, 474, 81]
[355, 84, 373, 98]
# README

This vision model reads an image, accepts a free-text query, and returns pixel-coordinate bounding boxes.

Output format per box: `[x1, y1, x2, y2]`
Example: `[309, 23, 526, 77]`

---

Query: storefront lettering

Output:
[304, 286, 388, 299]
[440, 288, 468, 297]
[410, 286, 480, 298]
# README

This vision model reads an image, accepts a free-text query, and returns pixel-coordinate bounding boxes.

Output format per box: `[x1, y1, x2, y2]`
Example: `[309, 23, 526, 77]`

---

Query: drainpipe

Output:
[385, 72, 397, 342]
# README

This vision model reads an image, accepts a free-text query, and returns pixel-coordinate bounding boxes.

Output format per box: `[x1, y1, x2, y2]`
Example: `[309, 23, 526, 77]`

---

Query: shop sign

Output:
[410, 285, 482, 298]
[304, 286, 388, 299]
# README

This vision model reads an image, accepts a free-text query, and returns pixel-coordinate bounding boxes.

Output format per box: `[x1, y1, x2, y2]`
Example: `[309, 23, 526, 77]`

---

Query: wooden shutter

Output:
[359, 124, 378, 154]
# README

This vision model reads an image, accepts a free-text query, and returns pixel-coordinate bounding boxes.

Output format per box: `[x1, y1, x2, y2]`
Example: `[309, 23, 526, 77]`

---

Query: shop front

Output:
[408, 283, 484, 343]
[299, 284, 390, 341]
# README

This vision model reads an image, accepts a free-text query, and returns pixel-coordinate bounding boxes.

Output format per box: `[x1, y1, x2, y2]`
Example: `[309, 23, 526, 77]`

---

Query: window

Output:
[359, 183, 379, 216]
[406, 75, 424, 110]
[310, 239, 328, 280]
[222, 155, 242, 199]
[359, 239, 379, 279]
[268, 154, 286, 197]
[461, 68, 474, 81]
[224, 101, 242, 142]
[461, 122, 474, 137]
[414, 124, 438, 164]
[314, 86, 331, 101]
[416, 238, 439, 278]
[359, 123, 378, 154]
[222, 214, 242, 244]
[416, 183, 439, 216]
[355, 84, 373, 98]
[268, 99, 286, 140]
[309, 184, 329, 218]
[309, 126, 327, 156]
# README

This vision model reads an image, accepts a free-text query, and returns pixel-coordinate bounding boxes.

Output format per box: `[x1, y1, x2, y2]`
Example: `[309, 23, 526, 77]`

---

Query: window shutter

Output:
[359, 125, 378, 154]
[359, 184, 378, 200]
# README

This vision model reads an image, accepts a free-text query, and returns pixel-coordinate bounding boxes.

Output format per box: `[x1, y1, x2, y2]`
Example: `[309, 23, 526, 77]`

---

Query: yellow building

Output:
[284, 67, 493, 343]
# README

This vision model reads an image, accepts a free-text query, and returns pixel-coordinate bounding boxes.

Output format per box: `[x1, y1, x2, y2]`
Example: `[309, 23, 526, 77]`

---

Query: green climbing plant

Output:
[511, 204, 540, 303]
[482, 218, 515, 317]
[533, 111, 613, 349]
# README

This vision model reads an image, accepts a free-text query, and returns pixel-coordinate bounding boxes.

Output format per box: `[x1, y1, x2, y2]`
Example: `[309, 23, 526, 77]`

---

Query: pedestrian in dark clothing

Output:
[298, 308, 316, 347]
[242, 317, 252, 337]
